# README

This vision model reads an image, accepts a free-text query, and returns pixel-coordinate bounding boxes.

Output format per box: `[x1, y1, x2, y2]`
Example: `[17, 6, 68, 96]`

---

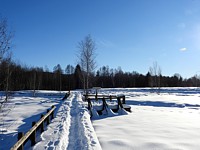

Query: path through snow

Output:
[67, 93, 87, 149]
[33, 92, 101, 150]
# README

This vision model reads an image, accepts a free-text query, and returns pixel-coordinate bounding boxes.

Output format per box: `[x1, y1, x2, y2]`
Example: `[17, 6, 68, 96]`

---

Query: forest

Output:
[0, 60, 199, 92]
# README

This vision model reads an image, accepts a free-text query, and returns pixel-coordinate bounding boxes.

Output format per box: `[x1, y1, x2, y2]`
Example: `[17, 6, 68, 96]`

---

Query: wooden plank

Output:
[85, 94, 118, 99]
[11, 106, 56, 150]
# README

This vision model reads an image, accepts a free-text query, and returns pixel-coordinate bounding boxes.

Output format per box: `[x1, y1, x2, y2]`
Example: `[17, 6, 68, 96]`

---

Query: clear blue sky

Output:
[1, 0, 200, 78]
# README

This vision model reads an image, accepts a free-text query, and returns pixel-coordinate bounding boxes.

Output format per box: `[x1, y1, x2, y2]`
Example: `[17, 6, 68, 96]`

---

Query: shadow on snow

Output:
[0, 98, 64, 150]
[126, 100, 200, 109]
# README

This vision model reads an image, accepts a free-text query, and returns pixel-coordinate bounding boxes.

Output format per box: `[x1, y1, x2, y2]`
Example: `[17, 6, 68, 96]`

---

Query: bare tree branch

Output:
[0, 17, 13, 62]
[77, 34, 97, 93]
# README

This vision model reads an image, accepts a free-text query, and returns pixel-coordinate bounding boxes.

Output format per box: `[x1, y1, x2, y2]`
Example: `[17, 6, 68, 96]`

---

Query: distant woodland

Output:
[0, 60, 199, 91]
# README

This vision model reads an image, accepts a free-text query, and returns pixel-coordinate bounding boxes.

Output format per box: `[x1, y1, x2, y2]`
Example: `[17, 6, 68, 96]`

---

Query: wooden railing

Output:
[85, 94, 131, 117]
[11, 105, 56, 150]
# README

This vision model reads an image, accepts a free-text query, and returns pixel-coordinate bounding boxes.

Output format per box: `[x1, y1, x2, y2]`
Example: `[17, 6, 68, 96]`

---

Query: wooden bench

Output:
[84, 94, 131, 117]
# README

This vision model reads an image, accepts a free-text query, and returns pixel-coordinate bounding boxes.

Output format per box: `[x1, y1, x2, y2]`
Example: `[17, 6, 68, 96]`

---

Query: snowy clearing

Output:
[0, 88, 200, 150]
[92, 88, 200, 150]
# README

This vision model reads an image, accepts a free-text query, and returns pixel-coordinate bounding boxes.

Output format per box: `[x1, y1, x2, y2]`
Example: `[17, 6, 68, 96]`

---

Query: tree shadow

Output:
[91, 106, 129, 121]
[126, 100, 200, 108]
[0, 99, 63, 150]
[91, 99, 200, 121]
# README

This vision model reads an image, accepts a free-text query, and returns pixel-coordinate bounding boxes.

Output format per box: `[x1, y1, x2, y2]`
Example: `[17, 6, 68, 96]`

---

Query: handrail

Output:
[84, 94, 125, 100]
[11, 105, 56, 150]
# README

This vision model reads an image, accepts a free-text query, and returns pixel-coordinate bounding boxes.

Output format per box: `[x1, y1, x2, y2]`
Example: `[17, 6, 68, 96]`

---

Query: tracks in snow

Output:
[67, 93, 88, 150]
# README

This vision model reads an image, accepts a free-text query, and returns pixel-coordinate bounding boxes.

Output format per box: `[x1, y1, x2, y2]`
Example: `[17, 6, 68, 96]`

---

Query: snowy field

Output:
[93, 88, 200, 150]
[0, 91, 65, 150]
[0, 88, 200, 150]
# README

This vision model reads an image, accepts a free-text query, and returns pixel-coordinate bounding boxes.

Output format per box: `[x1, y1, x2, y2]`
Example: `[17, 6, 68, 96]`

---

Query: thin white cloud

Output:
[185, 8, 199, 16]
[96, 39, 115, 48]
[177, 23, 186, 29]
[185, 9, 194, 16]
[176, 23, 200, 51]
[179, 47, 187, 51]
[177, 37, 183, 43]
[191, 24, 200, 50]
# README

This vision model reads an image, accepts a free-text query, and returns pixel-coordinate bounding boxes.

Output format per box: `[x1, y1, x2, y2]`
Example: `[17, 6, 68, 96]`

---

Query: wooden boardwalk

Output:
[84, 94, 131, 116]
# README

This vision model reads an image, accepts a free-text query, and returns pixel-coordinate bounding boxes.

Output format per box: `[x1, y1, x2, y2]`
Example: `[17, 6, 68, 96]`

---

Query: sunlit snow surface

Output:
[92, 88, 200, 150]
[0, 88, 200, 150]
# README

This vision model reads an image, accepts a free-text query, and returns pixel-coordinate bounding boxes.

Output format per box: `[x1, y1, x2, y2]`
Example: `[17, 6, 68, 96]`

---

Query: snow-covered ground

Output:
[92, 88, 200, 150]
[0, 91, 64, 150]
[0, 88, 200, 150]
[0, 90, 101, 150]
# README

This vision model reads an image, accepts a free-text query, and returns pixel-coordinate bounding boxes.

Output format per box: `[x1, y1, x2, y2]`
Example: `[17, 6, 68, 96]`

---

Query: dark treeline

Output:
[0, 60, 200, 91]
[94, 66, 199, 88]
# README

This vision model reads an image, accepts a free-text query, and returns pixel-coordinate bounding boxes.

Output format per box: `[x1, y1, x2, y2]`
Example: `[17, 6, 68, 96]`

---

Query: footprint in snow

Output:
[91, 140, 97, 145]
[48, 141, 53, 146]
[47, 142, 55, 150]
[54, 130, 57, 134]
[54, 140, 59, 146]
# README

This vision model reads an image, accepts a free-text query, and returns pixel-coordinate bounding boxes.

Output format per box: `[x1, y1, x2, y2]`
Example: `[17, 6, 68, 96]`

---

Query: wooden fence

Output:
[11, 105, 56, 150]
[85, 94, 131, 116]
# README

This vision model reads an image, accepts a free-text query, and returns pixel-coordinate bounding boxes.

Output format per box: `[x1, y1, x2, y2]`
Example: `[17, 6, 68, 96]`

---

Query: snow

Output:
[0, 91, 64, 150]
[33, 93, 71, 150]
[0, 91, 101, 150]
[92, 88, 200, 150]
[1, 88, 200, 150]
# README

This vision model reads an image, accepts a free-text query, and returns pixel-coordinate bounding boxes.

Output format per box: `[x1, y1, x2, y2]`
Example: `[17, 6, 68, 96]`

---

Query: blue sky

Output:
[0, 0, 200, 78]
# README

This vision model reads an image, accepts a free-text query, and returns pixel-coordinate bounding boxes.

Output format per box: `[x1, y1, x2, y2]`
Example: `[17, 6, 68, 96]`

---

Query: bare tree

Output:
[4, 54, 12, 100]
[149, 62, 162, 92]
[0, 17, 13, 100]
[77, 34, 97, 94]
[53, 64, 63, 92]
[30, 67, 43, 96]
[0, 17, 12, 62]
[65, 64, 75, 91]
[65, 64, 74, 75]
[0, 16, 13, 132]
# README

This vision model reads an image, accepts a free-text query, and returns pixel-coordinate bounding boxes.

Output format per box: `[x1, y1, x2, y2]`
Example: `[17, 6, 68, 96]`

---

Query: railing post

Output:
[102, 97, 107, 111]
[122, 95, 125, 104]
[40, 114, 44, 133]
[87, 98, 91, 111]
[31, 122, 36, 146]
[117, 97, 120, 111]
[47, 109, 50, 125]
[87, 98, 93, 117]
[18, 132, 24, 150]
[95, 90, 97, 101]
[51, 105, 54, 119]
[117, 97, 123, 109]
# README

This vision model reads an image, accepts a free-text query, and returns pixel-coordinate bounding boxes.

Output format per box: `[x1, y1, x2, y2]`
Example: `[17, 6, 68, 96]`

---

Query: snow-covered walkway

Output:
[67, 93, 90, 149]
[33, 92, 101, 150]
